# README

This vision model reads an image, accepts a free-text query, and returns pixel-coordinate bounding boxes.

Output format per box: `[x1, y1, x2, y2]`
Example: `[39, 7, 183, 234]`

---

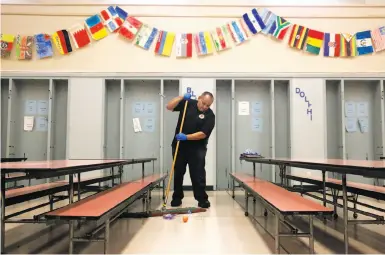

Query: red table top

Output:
[0, 159, 127, 170]
[246, 157, 385, 169]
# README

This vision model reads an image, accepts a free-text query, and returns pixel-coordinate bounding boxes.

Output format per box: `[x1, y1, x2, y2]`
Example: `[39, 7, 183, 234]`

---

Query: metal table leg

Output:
[275, 212, 280, 254]
[342, 174, 349, 254]
[1, 173, 5, 253]
[142, 162, 145, 179]
[162, 178, 165, 200]
[77, 173, 81, 201]
[104, 218, 110, 254]
[146, 191, 150, 214]
[111, 167, 114, 187]
[244, 190, 249, 216]
[69, 220, 74, 254]
[309, 215, 314, 254]
[69, 175, 74, 204]
[322, 170, 326, 207]
[232, 178, 235, 198]
[119, 165, 123, 184]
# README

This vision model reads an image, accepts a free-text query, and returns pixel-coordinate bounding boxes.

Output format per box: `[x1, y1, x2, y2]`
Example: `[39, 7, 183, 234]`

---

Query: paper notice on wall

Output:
[37, 100, 48, 115]
[144, 102, 155, 116]
[238, 101, 250, 115]
[344, 101, 355, 117]
[345, 117, 357, 133]
[251, 117, 263, 132]
[143, 118, 155, 132]
[36, 117, 48, 132]
[25, 100, 37, 115]
[251, 102, 263, 116]
[357, 102, 368, 117]
[132, 102, 143, 116]
[24, 116, 34, 131]
[132, 118, 142, 133]
[358, 117, 369, 133]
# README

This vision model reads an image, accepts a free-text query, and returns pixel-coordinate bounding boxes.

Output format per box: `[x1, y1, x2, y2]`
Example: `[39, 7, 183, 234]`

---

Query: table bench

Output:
[230, 172, 333, 254]
[286, 174, 385, 220]
[4, 174, 120, 221]
[44, 173, 167, 254]
[0, 158, 157, 253]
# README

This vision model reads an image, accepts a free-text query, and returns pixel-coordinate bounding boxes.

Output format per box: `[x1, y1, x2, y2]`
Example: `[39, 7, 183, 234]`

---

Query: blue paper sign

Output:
[132, 102, 143, 116]
[25, 100, 37, 115]
[252, 117, 263, 132]
[143, 118, 155, 132]
[36, 116, 48, 132]
[252, 102, 263, 116]
[144, 102, 156, 116]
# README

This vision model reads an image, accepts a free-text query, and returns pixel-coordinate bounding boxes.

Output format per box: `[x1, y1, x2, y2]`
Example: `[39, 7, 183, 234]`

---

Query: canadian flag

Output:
[119, 17, 143, 40]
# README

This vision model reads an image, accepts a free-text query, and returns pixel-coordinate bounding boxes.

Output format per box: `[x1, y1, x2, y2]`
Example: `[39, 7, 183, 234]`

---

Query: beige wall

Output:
[1, 0, 385, 74]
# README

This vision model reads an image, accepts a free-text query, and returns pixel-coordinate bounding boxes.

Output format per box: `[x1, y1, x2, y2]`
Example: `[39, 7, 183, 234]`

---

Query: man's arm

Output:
[186, 132, 207, 140]
[178, 114, 215, 141]
[166, 96, 184, 111]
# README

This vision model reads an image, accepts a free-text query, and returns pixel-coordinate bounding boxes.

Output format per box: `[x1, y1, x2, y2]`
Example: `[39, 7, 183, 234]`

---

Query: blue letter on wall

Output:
[296, 87, 313, 121]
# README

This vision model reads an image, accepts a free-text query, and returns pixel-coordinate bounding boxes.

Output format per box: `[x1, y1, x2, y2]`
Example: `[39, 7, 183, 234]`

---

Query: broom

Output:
[123, 99, 207, 218]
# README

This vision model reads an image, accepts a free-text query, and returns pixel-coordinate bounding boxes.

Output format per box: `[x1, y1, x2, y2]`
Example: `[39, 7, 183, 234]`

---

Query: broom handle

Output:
[164, 100, 189, 206]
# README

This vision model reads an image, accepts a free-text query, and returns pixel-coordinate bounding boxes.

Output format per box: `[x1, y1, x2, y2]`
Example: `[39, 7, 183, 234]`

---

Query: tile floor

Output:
[3, 189, 385, 254]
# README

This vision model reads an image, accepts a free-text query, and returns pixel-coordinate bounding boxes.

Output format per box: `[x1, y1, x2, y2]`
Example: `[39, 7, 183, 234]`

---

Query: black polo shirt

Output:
[172, 99, 215, 148]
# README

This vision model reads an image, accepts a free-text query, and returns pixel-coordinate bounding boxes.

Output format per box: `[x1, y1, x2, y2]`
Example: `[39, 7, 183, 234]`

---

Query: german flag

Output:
[288, 24, 308, 50]
[340, 33, 357, 57]
[52, 30, 72, 55]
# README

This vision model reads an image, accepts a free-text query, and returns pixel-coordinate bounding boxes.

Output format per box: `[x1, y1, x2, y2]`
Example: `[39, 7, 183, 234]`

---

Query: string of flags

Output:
[1, 5, 384, 60]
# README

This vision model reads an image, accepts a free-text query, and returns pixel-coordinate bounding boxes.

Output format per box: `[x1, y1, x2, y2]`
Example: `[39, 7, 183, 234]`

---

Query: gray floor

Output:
[3, 189, 385, 254]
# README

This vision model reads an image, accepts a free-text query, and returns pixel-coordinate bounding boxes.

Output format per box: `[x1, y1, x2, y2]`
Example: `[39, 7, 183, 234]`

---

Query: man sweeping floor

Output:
[166, 91, 216, 209]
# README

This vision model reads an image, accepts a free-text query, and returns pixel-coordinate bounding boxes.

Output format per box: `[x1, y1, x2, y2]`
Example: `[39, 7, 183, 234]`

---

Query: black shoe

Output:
[198, 200, 210, 208]
[170, 199, 182, 207]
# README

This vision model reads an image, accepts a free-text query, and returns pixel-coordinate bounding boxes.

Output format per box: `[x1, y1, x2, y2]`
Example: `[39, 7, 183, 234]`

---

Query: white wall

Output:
[179, 78, 216, 188]
[1, 2, 385, 73]
[290, 78, 327, 177]
[67, 77, 105, 179]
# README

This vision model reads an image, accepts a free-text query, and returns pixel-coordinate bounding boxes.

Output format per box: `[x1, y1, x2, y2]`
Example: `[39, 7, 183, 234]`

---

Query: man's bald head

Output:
[197, 91, 214, 112]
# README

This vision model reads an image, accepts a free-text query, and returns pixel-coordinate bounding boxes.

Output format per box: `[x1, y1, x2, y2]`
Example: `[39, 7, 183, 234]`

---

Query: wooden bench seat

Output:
[6, 172, 26, 179]
[230, 172, 332, 254]
[230, 172, 264, 184]
[43, 173, 166, 254]
[45, 182, 148, 219]
[5, 175, 120, 206]
[287, 174, 385, 219]
[245, 180, 333, 215]
[287, 174, 385, 197]
[5, 182, 67, 200]
[132, 173, 167, 185]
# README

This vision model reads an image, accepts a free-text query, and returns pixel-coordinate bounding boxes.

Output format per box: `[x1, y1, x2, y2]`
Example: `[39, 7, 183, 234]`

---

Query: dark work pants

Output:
[171, 145, 208, 202]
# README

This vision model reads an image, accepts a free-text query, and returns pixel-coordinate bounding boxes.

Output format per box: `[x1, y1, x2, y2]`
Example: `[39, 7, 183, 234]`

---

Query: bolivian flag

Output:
[288, 24, 308, 50]
[1, 34, 15, 58]
[304, 29, 324, 55]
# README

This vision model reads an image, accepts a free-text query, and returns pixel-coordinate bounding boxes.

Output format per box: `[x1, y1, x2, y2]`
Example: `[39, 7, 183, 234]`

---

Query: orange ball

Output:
[182, 215, 188, 223]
